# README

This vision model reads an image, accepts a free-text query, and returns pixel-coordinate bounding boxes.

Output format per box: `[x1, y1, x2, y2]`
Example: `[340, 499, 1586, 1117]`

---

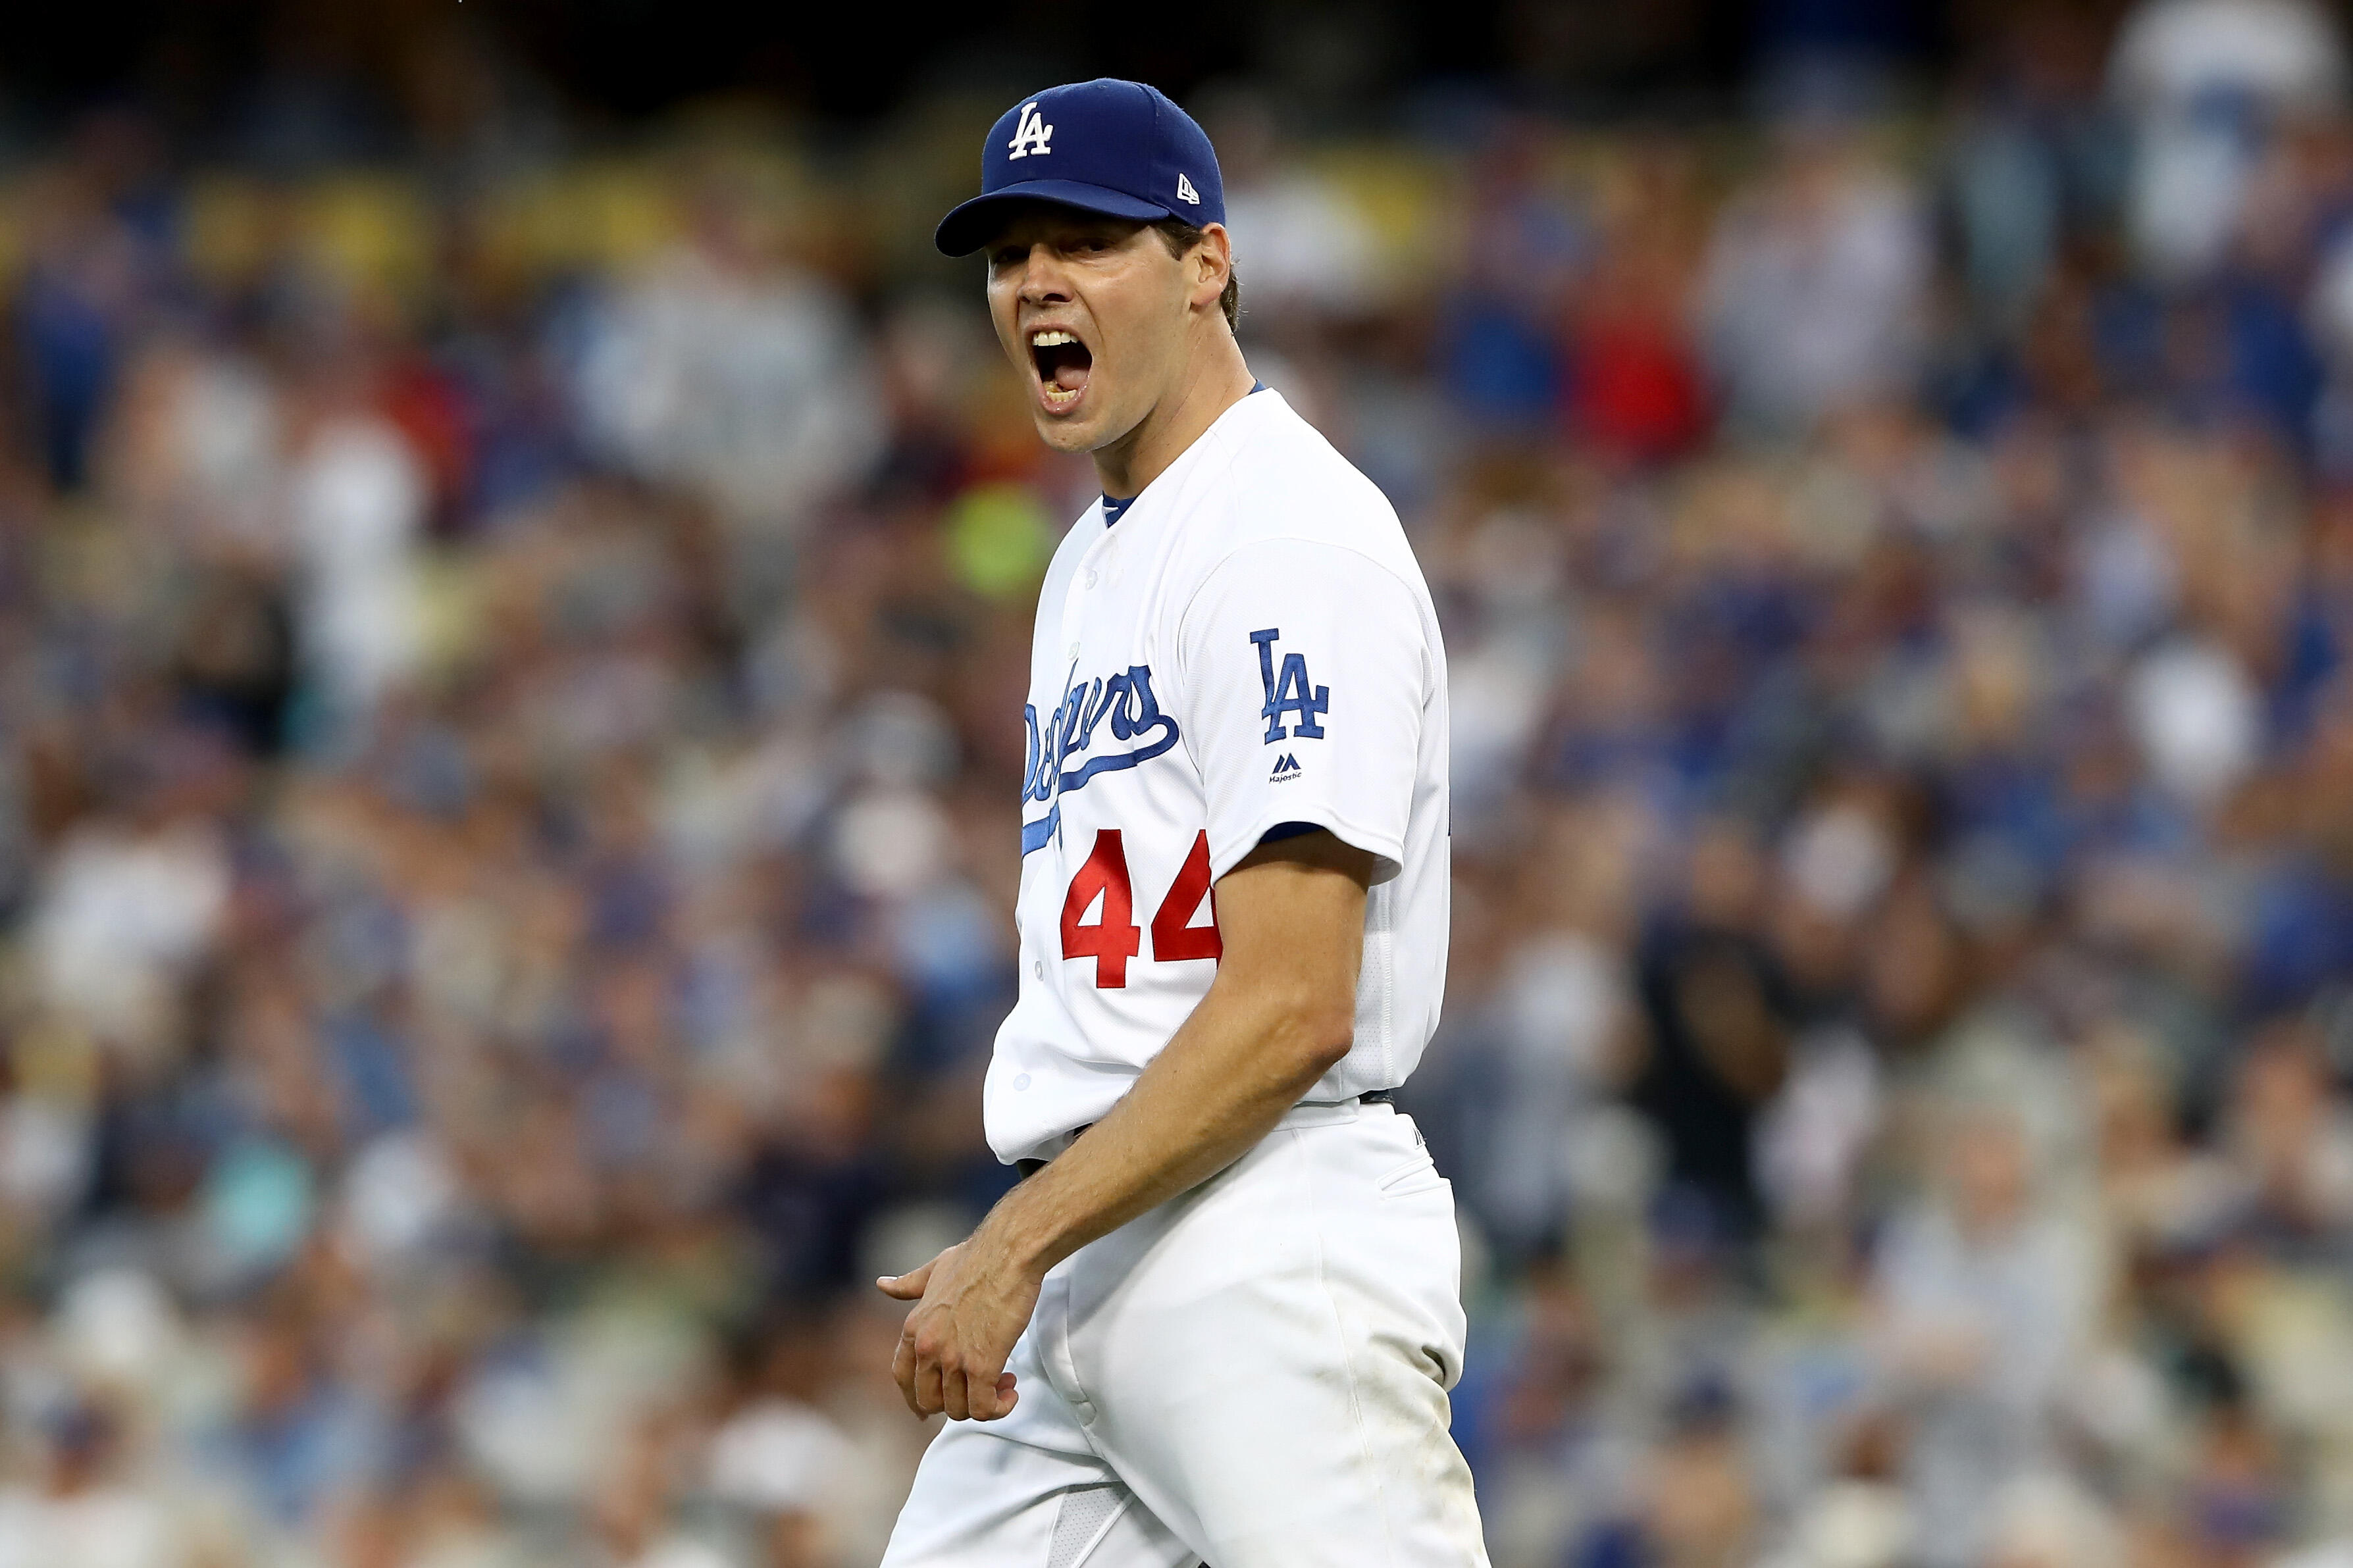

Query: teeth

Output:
[1031, 330, 1077, 347]
[1043, 384, 1079, 406]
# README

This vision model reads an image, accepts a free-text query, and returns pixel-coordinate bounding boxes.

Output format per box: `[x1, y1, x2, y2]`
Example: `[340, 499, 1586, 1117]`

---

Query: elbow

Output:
[1214, 963, 1357, 1079]
[1280, 1003, 1357, 1078]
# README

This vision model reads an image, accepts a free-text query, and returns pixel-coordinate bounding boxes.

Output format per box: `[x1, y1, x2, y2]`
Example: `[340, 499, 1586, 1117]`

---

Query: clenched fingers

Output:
[943, 1359, 970, 1421]
[908, 1338, 944, 1416]
[958, 1340, 1016, 1421]
[892, 1319, 921, 1414]
[894, 1317, 946, 1417]
[893, 1317, 1022, 1421]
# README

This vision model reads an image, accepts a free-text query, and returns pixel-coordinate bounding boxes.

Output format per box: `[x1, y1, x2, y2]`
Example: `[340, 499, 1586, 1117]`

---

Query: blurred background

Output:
[4, 0, 2353, 1563]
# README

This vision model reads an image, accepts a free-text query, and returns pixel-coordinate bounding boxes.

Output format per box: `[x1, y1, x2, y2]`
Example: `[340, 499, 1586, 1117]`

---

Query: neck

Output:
[1092, 328, 1254, 498]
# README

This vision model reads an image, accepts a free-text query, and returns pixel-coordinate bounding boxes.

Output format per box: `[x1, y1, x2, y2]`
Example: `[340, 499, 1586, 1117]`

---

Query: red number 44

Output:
[1060, 829, 1222, 987]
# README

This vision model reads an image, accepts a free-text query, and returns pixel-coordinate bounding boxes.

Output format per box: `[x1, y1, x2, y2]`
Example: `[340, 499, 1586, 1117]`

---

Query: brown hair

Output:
[1152, 218, 1241, 332]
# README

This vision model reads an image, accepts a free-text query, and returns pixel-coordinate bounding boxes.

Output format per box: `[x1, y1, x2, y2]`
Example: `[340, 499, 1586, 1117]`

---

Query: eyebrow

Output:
[994, 220, 1134, 249]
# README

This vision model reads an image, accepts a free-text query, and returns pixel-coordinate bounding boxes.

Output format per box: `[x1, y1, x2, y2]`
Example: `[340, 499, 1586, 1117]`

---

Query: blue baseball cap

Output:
[935, 79, 1225, 258]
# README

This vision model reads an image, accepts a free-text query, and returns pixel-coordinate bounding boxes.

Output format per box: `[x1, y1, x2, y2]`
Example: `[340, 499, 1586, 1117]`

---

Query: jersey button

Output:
[1085, 569, 1099, 587]
[1032, 960, 1045, 980]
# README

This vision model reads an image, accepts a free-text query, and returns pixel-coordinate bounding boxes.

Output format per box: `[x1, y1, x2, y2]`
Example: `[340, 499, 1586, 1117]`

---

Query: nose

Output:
[1016, 243, 1073, 306]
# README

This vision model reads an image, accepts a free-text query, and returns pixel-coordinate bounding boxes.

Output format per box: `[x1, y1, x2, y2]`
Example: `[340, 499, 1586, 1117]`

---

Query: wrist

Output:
[977, 1180, 1068, 1279]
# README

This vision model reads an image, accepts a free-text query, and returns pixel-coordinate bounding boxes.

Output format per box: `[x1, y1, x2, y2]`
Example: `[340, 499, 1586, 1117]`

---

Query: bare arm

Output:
[879, 828, 1373, 1421]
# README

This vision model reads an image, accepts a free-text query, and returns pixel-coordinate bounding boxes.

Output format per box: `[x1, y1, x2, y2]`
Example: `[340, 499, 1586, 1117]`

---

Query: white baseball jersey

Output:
[986, 388, 1451, 1165]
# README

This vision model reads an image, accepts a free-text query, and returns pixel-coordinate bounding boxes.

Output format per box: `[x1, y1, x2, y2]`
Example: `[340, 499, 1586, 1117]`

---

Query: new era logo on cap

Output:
[935, 79, 1227, 257]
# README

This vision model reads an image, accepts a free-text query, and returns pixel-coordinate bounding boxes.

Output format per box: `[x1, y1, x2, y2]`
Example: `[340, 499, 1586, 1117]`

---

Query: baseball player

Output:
[877, 79, 1486, 1567]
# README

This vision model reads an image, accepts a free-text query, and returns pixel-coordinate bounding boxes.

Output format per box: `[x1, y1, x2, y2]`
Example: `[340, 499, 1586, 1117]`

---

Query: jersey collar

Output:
[1095, 382, 1282, 532]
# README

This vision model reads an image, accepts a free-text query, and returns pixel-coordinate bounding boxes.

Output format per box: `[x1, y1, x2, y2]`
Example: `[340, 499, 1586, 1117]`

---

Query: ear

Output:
[1189, 224, 1233, 315]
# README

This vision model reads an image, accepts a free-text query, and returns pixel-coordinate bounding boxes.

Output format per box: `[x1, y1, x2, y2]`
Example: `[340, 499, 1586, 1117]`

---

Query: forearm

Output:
[879, 836, 1373, 1423]
[974, 978, 1347, 1275]
[958, 834, 1372, 1282]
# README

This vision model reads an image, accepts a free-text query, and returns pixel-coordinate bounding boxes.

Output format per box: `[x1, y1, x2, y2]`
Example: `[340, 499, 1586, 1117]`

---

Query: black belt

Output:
[1015, 1088, 1395, 1180]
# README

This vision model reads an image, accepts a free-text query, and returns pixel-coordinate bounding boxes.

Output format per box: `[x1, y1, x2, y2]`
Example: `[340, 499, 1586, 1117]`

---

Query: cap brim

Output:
[935, 180, 1174, 257]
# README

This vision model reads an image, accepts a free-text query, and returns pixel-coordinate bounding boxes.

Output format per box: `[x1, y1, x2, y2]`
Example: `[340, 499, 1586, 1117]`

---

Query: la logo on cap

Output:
[1176, 172, 1200, 204]
[1007, 102, 1054, 160]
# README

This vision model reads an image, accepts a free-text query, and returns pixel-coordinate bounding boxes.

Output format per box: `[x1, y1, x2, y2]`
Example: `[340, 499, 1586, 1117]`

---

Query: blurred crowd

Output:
[4, 1, 2353, 1564]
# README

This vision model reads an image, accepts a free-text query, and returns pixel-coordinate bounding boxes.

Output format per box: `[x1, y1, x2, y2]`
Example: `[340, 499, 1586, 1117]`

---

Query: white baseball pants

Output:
[879, 1100, 1490, 1568]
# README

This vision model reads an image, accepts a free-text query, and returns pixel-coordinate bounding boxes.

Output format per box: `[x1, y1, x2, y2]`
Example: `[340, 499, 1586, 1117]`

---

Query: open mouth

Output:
[1029, 328, 1093, 411]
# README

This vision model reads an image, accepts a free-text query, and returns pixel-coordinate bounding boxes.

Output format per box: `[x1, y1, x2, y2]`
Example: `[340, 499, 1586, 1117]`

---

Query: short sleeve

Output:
[1177, 539, 1428, 884]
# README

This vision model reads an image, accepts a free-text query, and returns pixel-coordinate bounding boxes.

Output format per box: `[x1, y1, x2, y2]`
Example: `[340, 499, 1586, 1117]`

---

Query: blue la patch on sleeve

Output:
[1249, 628, 1330, 743]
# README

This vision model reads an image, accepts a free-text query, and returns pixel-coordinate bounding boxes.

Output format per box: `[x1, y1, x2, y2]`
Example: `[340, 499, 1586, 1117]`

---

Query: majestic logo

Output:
[1270, 752, 1302, 780]
[1006, 102, 1054, 161]
[1020, 661, 1180, 853]
[1176, 172, 1201, 205]
[1249, 628, 1329, 744]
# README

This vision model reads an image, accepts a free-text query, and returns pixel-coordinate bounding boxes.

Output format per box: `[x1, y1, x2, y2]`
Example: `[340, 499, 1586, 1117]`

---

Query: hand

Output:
[878, 1236, 1044, 1421]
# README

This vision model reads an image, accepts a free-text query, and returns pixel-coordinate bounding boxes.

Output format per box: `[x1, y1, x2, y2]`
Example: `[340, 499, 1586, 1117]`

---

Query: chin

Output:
[1031, 415, 1097, 453]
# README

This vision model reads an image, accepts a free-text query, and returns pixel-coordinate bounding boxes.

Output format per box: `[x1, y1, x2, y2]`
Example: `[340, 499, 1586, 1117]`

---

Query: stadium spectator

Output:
[0, 18, 2349, 1563]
